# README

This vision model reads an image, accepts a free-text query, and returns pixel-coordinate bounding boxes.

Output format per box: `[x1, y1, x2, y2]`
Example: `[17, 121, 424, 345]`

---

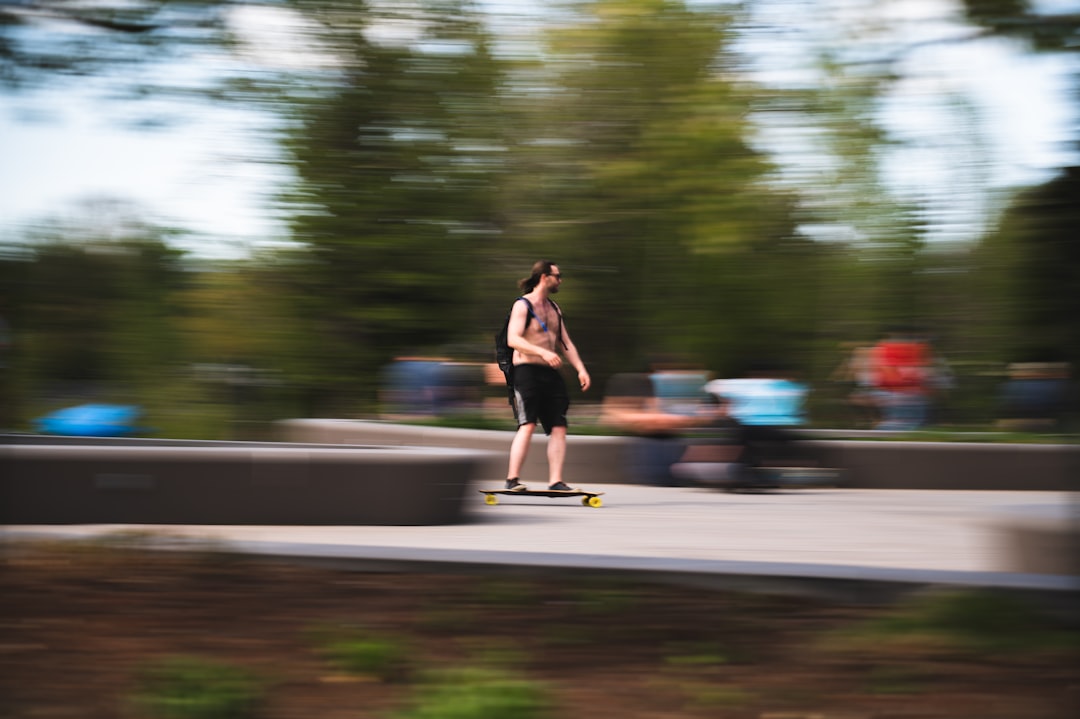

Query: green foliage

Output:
[20, 232, 186, 385]
[661, 641, 732, 667]
[472, 578, 538, 607]
[130, 655, 264, 719]
[840, 589, 1079, 655]
[279, 0, 509, 409]
[315, 627, 411, 681]
[394, 667, 551, 719]
[4, 0, 1077, 428]
[504, 0, 808, 379]
[982, 168, 1080, 369]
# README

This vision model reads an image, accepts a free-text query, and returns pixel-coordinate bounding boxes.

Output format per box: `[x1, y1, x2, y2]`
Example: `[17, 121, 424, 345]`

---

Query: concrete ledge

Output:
[4, 529, 1076, 605]
[278, 419, 630, 486]
[277, 419, 1078, 492]
[811, 440, 1078, 491]
[0, 441, 492, 526]
[992, 503, 1080, 576]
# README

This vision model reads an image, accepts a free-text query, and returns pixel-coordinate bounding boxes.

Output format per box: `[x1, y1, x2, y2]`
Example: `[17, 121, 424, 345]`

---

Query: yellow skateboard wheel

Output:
[484, 493, 498, 505]
[585, 495, 603, 508]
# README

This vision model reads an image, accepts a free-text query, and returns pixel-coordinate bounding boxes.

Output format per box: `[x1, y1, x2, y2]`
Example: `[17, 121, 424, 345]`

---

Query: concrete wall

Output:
[278, 419, 1078, 492]
[0, 440, 492, 526]
[277, 419, 629, 487]
[991, 503, 1080, 576]
[811, 440, 1078, 491]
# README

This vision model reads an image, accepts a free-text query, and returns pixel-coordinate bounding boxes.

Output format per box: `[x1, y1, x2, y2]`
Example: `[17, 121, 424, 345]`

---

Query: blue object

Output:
[650, 371, 709, 416]
[34, 403, 143, 437]
[705, 378, 808, 426]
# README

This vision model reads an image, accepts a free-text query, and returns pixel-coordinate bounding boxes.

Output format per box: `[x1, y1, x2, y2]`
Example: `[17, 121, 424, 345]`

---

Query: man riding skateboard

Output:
[503, 260, 591, 493]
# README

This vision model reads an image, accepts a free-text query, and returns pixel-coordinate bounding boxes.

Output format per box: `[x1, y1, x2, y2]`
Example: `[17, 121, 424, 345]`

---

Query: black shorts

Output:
[511, 364, 569, 434]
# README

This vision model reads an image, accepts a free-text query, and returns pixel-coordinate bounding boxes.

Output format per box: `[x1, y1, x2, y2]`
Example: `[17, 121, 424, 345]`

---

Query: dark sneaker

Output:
[505, 478, 528, 492]
[547, 481, 579, 492]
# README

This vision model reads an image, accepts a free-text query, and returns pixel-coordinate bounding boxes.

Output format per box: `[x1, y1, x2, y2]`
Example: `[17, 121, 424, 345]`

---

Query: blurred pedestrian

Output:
[503, 261, 591, 493]
[997, 361, 1072, 432]
[868, 327, 932, 431]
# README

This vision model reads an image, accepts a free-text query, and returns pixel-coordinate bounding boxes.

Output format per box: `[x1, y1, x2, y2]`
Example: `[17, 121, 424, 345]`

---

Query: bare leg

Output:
[546, 426, 567, 486]
[507, 422, 536, 480]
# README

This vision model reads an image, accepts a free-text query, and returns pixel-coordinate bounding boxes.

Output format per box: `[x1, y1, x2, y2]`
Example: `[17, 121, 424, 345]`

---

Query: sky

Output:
[0, 0, 1077, 259]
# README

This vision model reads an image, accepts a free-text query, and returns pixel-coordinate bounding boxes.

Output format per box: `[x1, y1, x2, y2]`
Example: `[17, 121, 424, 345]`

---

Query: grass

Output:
[661, 641, 734, 668]
[823, 589, 1080, 657]
[130, 656, 264, 719]
[311, 626, 412, 682]
[393, 667, 551, 719]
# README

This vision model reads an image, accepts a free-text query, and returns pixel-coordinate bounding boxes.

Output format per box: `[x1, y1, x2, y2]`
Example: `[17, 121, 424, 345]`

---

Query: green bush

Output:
[856, 589, 1076, 653]
[319, 631, 410, 681]
[131, 655, 264, 719]
[395, 667, 550, 719]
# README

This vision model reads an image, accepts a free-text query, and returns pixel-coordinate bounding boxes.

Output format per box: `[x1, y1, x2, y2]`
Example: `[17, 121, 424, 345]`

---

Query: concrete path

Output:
[4, 486, 1077, 601]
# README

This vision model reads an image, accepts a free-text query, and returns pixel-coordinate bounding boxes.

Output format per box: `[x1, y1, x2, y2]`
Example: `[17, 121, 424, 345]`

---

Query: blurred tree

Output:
[502, 0, 808, 381]
[979, 167, 1080, 366]
[279, 0, 508, 413]
[17, 214, 187, 403]
[959, 0, 1080, 51]
[743, 1, 940, 347]
[5, 0, 1075, 430]
[956, 1, 1080, 370]
[0, 0, 233, 89]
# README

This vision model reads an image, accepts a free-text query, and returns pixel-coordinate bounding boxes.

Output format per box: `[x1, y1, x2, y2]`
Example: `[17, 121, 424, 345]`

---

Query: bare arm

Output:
[558, 319, 591, 392]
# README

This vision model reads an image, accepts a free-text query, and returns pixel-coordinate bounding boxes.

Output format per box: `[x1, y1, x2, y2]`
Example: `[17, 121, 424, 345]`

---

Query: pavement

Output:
[3, 485, 1078, 602]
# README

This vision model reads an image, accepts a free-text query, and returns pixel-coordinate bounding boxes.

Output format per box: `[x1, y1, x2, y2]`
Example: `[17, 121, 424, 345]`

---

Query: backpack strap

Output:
[517, 296, 534, 334]
[550, 299, 568, 350]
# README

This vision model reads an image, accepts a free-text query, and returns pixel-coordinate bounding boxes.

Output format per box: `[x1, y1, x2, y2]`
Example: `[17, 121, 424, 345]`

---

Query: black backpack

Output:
[494, 297, 564, 404]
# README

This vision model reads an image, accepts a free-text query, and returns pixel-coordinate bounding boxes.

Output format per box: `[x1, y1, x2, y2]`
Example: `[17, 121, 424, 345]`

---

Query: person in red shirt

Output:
[870, 328, 931, 430]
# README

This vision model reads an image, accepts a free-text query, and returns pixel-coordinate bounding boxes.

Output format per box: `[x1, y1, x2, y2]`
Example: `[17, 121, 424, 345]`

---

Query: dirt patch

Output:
[1, 540, 1077, 718]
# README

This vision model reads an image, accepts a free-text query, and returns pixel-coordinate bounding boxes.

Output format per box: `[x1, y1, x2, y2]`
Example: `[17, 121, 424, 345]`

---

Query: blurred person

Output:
[868, 327, 932, 431]
[601, 369, 705, 486]
[503, 260, 592, 493]
[670, 393, 754, 487]
[437, 361, 485, 415]
[997, 361, 1072, 432]
[379, 355, 448, 418]
[648, 359, 711, 417]
[705, 363, 813, 473]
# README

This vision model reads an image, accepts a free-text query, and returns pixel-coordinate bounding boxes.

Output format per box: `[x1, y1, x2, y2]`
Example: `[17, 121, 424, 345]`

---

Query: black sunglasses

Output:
[547, 273, 563, 280]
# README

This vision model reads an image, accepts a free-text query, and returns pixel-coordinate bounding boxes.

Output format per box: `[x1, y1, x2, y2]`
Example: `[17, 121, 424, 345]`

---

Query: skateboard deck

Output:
[479, 488, 605, 507]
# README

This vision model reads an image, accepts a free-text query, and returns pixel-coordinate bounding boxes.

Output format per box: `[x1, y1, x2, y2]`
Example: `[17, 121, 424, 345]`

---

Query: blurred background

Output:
[1, 0, 1077, 439]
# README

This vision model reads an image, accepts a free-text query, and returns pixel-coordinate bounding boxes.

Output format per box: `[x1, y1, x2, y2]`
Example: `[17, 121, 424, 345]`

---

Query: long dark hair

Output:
[518, 259, 555, 292]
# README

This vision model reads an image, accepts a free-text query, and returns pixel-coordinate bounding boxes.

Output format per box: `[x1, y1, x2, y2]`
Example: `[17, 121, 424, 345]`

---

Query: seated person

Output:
[704, 365, 811, 470]
[670, 394, 754, 487]
[601, 371, 705, 486]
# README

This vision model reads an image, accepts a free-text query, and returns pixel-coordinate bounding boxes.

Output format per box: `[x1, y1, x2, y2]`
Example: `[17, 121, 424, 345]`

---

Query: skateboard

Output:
[479, 488, 605, 507]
